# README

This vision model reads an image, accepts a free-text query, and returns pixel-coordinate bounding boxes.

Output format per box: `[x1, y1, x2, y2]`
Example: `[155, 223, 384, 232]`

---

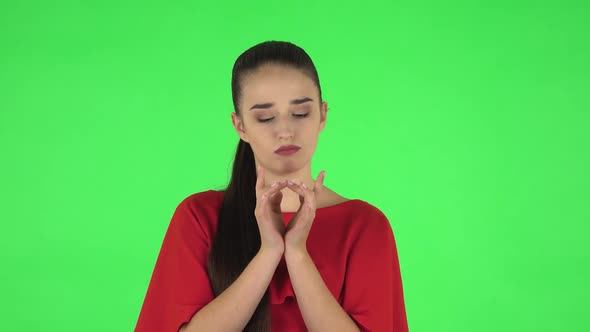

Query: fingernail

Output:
[302, 182, 308, 189]
[271, 182, 277, 187]
[287, 180, 293, 185]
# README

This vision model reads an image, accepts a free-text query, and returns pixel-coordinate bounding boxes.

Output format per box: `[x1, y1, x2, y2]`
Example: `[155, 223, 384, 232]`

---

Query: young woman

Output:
[135, 40, 408, 332]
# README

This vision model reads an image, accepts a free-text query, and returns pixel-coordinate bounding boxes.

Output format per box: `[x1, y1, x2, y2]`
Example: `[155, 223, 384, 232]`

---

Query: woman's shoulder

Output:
[174, 189, 225, 225]
[333, 198, 396, 247]
[180, 189, 223, 205]
[344, 199, 390, 223]
[320, 188, 384, 216]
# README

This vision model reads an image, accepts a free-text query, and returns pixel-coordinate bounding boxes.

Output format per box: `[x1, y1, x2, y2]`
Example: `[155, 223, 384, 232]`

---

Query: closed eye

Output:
[258, 113, 309, 123]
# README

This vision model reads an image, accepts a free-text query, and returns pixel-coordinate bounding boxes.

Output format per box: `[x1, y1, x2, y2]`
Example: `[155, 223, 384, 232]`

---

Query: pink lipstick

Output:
[275, 145, 300, 155]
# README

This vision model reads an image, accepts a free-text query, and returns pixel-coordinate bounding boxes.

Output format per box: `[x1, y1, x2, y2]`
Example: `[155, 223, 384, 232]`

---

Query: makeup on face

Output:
[250, 97, 314, 124]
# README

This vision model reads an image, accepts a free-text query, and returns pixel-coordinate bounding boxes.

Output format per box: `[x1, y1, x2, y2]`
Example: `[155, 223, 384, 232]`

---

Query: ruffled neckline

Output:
[270, 255, 293, 304]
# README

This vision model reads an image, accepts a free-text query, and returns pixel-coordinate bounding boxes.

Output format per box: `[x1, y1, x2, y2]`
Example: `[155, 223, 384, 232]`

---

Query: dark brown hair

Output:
[206, 40, 324, 331]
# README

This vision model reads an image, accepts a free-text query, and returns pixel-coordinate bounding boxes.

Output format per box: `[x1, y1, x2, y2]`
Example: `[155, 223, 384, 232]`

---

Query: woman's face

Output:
[231, 63, 327, 176]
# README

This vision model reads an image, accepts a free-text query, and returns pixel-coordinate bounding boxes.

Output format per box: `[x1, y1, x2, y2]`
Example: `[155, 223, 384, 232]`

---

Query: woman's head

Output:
[230, 41, 328, 181]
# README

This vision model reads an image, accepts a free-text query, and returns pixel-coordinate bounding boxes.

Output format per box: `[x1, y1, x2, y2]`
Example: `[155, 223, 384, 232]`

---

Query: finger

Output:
[287, 181, 312, 208]
[314, 171, 326, 193]
[269, 190, 283, 206]
[261, 180, 288, 202]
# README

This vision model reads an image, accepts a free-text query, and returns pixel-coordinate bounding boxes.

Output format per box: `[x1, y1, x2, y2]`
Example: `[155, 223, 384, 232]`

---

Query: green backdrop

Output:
[1, 1, 588, 331]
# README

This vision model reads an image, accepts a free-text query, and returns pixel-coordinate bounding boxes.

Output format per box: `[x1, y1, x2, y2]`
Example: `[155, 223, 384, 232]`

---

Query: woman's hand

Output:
[254, 165, 288, 255]
[284, 170, 326, 255]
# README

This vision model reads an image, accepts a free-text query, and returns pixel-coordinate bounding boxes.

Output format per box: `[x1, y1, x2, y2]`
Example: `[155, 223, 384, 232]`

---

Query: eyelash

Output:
[257, 113, 309, 123]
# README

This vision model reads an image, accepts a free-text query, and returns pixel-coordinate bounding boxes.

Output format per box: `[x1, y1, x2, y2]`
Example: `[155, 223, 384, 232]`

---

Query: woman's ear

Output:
[231, 112, 249, 143]
[319, 101, 328, 133]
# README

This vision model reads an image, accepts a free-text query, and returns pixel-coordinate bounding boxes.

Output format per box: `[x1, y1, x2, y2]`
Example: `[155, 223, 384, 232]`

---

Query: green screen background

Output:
[1, 1, 588, 331]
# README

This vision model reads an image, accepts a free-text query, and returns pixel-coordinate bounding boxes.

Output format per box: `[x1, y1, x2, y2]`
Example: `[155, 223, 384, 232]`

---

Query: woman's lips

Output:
[275, 146, 300, 155]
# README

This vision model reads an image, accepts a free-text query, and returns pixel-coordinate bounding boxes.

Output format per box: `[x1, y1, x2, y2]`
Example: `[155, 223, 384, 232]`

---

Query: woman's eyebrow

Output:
[249, 97, 313, 111]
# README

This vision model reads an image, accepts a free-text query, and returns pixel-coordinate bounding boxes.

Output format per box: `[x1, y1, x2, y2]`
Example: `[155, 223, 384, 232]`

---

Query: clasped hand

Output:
[254, 165, 326, 256]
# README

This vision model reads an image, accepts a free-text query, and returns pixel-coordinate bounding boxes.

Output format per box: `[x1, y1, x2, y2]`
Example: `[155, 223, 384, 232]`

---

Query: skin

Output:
[231, 63, 348, 213]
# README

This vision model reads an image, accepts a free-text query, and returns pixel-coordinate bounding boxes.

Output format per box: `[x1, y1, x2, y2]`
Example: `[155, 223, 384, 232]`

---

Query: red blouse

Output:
[134, 190, 408, 332]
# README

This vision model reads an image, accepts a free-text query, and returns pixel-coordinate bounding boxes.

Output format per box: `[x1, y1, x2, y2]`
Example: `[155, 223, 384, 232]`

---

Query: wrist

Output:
[259, 245, 284, 259]
[284, 245, 308, 261]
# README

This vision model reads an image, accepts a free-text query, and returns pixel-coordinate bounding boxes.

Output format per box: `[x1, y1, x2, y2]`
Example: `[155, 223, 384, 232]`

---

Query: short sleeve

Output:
[135, 196, 215, 332]
[341, 208, 409, 332]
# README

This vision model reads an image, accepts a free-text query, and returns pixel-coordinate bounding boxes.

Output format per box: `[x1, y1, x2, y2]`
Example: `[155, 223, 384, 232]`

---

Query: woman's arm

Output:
[285, 249, 360, 332]
[179, 248, 283, 332]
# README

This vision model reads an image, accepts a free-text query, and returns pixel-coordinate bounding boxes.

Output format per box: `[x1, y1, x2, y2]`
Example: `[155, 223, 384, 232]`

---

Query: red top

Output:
[134, 190, 408, 332]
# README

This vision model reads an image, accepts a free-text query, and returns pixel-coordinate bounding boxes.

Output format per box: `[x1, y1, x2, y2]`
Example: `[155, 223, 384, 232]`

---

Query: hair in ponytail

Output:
[206, 40, 323, 331]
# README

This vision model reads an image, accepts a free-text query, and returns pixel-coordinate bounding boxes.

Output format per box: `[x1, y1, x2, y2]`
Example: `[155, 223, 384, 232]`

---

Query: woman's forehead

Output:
[243, 84, 315, 107]
[245, 65, 310, 85]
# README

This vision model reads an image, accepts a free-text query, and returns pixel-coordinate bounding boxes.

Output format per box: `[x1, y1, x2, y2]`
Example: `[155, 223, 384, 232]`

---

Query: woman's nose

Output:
[275, 118, 294, 139]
